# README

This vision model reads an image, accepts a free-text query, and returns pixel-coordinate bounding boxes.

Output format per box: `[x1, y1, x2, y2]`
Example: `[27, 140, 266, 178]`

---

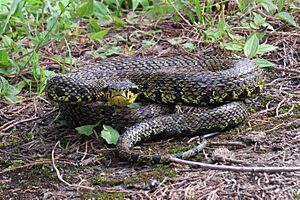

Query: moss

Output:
[7, 160, 25, 169]
[93, 165, 176, 187]
[168, 144, 196, 154]
[29, 163, 56, 183]
[83, 192, 126, 200]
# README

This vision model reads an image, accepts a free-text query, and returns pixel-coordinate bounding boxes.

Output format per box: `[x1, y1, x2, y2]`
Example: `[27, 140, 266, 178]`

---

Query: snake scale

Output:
[46, 55, 265, 164]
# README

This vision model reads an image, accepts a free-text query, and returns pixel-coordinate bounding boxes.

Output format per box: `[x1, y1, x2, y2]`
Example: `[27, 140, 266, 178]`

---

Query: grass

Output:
[1, 0, 298, 103]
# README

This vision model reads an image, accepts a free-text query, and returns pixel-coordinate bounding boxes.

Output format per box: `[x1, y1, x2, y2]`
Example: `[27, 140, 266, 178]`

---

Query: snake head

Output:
[103, 80, 139, 106]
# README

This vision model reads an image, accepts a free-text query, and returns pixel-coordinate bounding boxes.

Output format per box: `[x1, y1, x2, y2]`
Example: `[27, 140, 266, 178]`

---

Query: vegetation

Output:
[1, 0, 298, 101]
[1, 0, 298, 143]
[1, 1, 299, 199]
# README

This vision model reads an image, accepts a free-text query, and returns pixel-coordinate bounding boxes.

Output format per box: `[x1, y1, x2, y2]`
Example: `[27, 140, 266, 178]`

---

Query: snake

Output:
[46, 55, 265, 164]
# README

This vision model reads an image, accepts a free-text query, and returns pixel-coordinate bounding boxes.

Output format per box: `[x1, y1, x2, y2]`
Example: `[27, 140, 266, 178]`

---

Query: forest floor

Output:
[1, 20, 300, 200]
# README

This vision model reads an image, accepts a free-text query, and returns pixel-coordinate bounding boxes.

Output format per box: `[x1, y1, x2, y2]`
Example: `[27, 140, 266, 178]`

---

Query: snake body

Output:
[46, 55, 264, 164]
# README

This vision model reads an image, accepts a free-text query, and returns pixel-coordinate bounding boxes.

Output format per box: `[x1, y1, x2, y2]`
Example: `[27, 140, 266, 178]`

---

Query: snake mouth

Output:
[109, 95, 133, 106]
[106, 90, 139, 106]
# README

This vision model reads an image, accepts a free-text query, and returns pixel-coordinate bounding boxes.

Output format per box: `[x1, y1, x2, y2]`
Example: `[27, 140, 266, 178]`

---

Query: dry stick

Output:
[51, 141, 95, 191]
[273, 67, 300, 75]
[1, 109, 57, 133]
[1, 116, 40, 132]
[169, 157, 300, 173]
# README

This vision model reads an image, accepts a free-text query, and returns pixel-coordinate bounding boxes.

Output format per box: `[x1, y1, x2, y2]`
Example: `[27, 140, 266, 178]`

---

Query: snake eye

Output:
[131, 87, 139, 94]
[124, 90, 129, 98]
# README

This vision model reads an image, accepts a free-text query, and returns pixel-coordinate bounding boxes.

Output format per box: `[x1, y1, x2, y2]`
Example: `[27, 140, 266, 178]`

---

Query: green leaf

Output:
[88, 18, 101, 32]
[76, 0, 94, 18]
[257, 0, 277, 13]
[244, 33, 259, 58]
[75, 124, 98, 136]
[0, 76, 24, 104]
[257, 44, 277, 54]
[0, 76, 9, 96]
[276, 12, 297, 27]
[254, 58, 276, 68]
[127, 102, 141, 109]
[0, 50, 11, 67]
[88, 29, 110, 40]
[58, 2, 65, 13]
[131, 0, 149, 11]
[2, 0, 22, 34]
[101, 125, 120, 145]
[140, 0, 150, 9]
[253, 13, 266, 26]
[194, 0, 202, 22]
[238, 0, 254, 13]
[221, 42, 243, 51]
[182, 42, 195, 50]
[113, 17, 126, 28]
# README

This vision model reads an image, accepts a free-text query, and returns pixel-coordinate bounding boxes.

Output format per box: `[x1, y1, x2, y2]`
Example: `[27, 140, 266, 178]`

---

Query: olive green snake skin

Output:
[46, 55, 265, 164]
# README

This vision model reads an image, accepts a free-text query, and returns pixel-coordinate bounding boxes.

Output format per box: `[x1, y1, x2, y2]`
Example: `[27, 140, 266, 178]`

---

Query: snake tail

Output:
[116, 102, 249, 164]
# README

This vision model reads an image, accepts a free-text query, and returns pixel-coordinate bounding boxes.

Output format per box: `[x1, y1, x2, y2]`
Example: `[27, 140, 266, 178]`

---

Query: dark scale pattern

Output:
[45, 56, 265, 164]
[117, 102, 249, 164]
[59, 103, 175, 131]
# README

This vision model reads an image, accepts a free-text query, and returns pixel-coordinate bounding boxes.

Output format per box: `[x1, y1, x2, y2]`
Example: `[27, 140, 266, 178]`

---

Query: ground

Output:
[1, 19, 300, 200]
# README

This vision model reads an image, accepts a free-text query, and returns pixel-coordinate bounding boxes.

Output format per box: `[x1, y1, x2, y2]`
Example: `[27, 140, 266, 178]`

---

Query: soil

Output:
[1, 19, 300, 200]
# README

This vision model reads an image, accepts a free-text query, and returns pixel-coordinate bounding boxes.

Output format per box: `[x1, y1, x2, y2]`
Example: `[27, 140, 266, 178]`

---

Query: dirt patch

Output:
[1, 21, 300, 199]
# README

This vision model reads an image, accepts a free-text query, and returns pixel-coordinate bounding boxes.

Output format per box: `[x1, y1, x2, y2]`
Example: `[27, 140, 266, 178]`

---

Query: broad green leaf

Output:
[101, 125, 120, 145]
[76, 124, 98, 136]
[58, 2, 65, 13]
[0, 76, 9, 96]
[113, 17, 126, 28]
[76, 0, 94, 18]
[88, 18, 101, 32]
[257, 0, 277, 13]
[183, 42, 195, 50]
[244, 33, 259, 58]
[238, 0, 254, 13]
[94, 1, 111, 16]
[221, 42, 243, 51]
[132, 0, 140, 11]
[88, 29, 109, 40]
[140, 0, 150, 9]
[0, 76, 24, 104]
[254, 58, 276, 68]
[253, 13, 265, 26]
[257, 44, 277, 54]
[276, 12, 297, 27]
[276, 0, 284, 12]
[0, 50, 11, 66]
[127, 102, 141, 109]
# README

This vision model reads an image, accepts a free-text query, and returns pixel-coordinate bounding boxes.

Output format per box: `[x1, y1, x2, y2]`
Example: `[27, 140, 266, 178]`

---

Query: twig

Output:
[273, 67, 300, 75]
[1, 116, 40, 132]
[0, 108, 57, 133]
[275, 97, 286, 117]
[52, 141, 95, 191]
[169, 157, 300, 173]
[167, 0, 191, 26]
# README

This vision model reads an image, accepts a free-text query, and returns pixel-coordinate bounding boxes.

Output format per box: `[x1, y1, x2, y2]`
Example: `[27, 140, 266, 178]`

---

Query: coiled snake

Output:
[46, 55, 264, 164]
